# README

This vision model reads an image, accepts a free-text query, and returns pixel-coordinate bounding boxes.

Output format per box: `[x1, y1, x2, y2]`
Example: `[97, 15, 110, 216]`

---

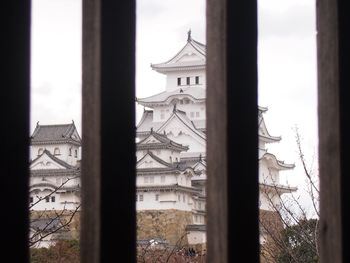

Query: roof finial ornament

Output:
[199, 154, 202, 161]
[36, 121, 39, 127]
[150, 127, 153, 133]
[187, 29, 192, 42]
[173, 103, 177, 112]
[163, 130, 166, 135]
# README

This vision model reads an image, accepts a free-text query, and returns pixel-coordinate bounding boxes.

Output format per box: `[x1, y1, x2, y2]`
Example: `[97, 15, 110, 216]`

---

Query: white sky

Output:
[31, 0, 318, 215]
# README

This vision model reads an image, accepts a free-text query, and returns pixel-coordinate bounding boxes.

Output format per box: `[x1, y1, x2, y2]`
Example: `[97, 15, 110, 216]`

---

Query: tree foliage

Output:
[277, 218, 319, 263]
[30, 239, 80, 263]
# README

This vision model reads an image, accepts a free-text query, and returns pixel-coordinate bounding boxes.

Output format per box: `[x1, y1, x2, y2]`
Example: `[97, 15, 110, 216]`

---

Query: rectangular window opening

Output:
[177, 77, 181, 86]
[136, 0, 207, 256]
[258, 1, 319, 261]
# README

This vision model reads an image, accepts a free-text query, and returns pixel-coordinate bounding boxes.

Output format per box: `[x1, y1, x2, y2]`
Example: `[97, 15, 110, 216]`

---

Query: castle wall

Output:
[137, 209, 193, 245]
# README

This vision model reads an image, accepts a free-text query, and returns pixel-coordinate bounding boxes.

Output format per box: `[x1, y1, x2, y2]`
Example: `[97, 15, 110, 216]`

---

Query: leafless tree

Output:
[29, 176, 81, 248]
[260, 127, 319, 263]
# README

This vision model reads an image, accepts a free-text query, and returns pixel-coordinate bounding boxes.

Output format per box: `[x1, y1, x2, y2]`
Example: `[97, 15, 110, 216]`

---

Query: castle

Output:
[29, 122, 81, 247]
[135, 31, 297, 246]
[28, 31, 297, 248]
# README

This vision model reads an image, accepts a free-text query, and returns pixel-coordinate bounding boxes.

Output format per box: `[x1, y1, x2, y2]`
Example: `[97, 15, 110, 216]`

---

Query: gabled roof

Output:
[151, 31, 206, 73]
[137, 151, 198, 174]
[137, 130, 189, 152]
[137, 151, 174, 169]
[137, 86, 205, 107]
[156, 109, 206, 140]
[259, 183, 298, 194]
[258, 108, 281, 143]
[192, 155, 207, 172]
[30, 149, 76, 170]
[136, 109, 206, 141]
[260, 152, 295, 170]
[30, 218, 61, 232]
[30, 121, 81, 146]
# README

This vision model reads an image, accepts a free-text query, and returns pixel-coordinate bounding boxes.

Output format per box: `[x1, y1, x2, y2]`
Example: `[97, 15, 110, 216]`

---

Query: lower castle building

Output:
[29, 122, 81, 247]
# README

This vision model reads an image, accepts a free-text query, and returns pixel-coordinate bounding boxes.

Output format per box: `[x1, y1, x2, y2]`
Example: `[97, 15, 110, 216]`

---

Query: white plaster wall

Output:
[136, 191, 193, 211]
[166, 132, 205, 155]
[166, 70, 206, 92]
[137, 174, 173, 186]
[153, 102, 205, 123]
[259, 159, 279, 185]
[193, 199, 205, 211]
[259, 139, 266, 150]
[31, 144, 80, 166]
[29, 190, 80, 211]
[187, 231, 206, 245]
[30, 176, 80, 188]
[137, 173, 191, 188]
[259, 191, 281, 211]
[136, 149, 181, 164]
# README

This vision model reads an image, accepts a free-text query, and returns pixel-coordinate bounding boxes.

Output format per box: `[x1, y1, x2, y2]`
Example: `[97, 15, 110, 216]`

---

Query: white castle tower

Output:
[137, 31, 296, 246]
[29, 121, 81, 211]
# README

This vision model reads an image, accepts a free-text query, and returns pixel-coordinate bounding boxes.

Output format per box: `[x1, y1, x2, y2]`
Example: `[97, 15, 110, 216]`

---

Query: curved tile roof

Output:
[137, 86, 205, 105]
[30, 122, 81, 145]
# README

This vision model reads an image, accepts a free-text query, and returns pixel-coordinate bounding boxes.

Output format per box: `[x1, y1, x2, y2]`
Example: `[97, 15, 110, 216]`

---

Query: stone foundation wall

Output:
[137, 209, 193, 245]
[260, 209, 283, 263]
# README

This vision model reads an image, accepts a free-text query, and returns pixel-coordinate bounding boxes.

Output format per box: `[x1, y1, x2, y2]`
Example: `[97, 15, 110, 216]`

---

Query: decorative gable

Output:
[151, 32, 206, 74]
[139, 135, 162, 145]
[30, 152, 68, 170]
[136, 152, 171, 169]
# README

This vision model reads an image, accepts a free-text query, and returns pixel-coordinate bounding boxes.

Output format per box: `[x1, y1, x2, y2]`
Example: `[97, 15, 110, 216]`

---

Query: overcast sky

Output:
[31, 0, 318, 214]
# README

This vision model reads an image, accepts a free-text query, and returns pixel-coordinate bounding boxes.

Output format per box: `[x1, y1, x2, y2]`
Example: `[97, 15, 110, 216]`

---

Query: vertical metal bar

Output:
[207, 0, 259, 262]
[82, 0, 136, 262]
[317, 1, 343, 262]
[1, 1, 30, 261]
[100, 1, 136, 262]
[82, 0, 101, 262]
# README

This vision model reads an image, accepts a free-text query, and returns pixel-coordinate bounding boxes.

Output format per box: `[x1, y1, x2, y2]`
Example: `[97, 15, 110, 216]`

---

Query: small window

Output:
[139, 195, 144, 202]
[150, 176, 154, 183]
[186, 77, 190, 85]
[45, 196, 50, 203]
[144, 176, 149, 183]
[198, 202, 202, 210]
[54, 147, 60, 155]
[190, 112, 194, 118]
[178, 195, 181, 201]
[69, 148, 72, 156]
[155, 194, 159, 201]
[196, 112, 200, 118]
[177, 77, 181, 86]
[160, 113, 165, 119]
[161, 175, 165, 183]
[51, 196, 55, 202]
[30, 197, 33, 203]
[183, 194, 185, 202]
[75, 149, 78, 158]
[195, 76, 199, 84]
